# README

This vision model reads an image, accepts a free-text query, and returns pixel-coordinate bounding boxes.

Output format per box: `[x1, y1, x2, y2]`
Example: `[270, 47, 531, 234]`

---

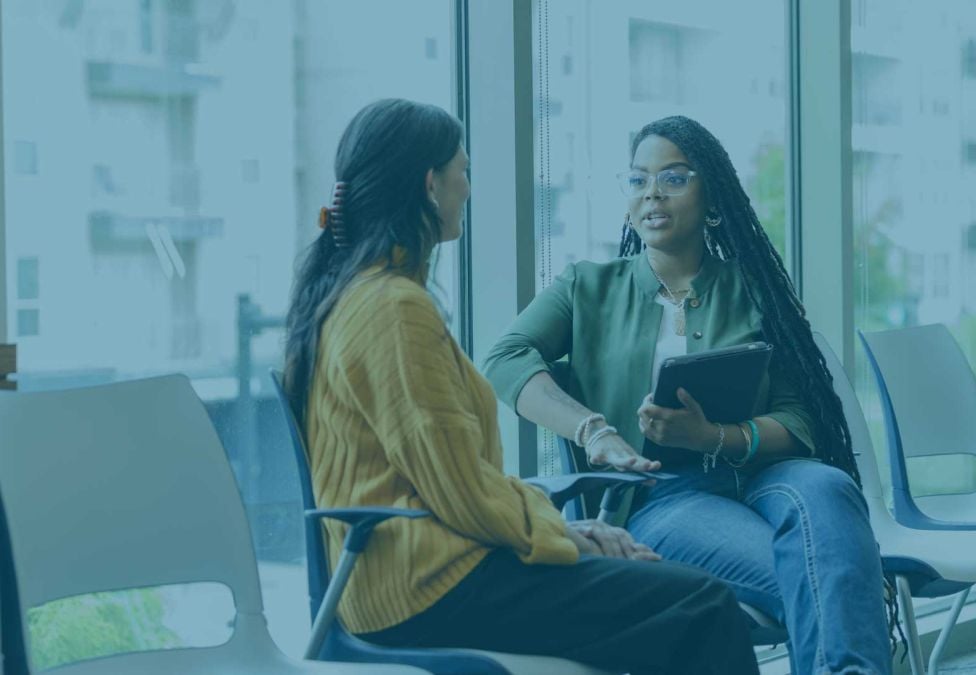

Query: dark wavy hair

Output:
[619, 115, 859, 485]
[283, 98, 463, 426]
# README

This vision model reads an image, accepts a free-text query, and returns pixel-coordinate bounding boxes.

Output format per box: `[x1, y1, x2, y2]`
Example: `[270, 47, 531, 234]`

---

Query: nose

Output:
[643, 178, 665, 200]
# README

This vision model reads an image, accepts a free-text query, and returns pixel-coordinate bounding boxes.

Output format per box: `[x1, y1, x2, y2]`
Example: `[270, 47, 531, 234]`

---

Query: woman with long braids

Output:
[283, 100, 759, 675]
[484, 115, 892, 675]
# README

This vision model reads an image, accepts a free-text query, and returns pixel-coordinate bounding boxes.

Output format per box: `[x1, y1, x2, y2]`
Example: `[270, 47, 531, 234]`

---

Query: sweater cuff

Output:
[515, 517, 579, 566]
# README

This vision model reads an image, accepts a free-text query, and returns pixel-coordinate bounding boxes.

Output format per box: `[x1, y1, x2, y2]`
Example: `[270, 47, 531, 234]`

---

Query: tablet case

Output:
[652, 341, 773, 423]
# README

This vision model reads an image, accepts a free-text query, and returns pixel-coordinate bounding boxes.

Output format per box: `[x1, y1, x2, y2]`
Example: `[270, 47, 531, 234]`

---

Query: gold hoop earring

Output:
[705, 209, 722, 228]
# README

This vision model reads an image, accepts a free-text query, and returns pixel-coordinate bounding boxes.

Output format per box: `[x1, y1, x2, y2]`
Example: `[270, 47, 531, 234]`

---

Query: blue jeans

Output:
[627, 459, 891, 675]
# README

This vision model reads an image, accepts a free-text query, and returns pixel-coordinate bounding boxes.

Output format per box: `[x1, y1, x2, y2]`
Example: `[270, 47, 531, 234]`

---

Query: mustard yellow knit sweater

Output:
[306, 266, 578, 634]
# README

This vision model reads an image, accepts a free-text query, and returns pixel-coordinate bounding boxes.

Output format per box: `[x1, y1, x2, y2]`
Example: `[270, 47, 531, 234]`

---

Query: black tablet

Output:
[652, 342, 773, 423]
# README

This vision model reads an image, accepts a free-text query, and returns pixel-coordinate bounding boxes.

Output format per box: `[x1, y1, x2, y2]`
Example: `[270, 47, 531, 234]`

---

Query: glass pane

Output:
[28, 583, 234, 671]
[851, 0, 976, 497]
[532, 0, 789, 473]
[2, 0, 455, 657]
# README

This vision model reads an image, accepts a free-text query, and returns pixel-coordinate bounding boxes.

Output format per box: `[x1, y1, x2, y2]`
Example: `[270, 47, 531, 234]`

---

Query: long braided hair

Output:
[620, 116, 859, 485]
[621, 115, 910, 656]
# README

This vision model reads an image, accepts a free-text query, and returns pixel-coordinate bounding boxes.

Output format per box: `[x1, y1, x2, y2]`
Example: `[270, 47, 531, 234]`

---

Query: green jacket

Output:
[483, 253, 816, 479]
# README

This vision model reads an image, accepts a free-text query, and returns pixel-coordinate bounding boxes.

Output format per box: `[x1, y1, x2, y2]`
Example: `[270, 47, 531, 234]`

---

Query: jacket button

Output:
[689, 298, 701, 308]
[692, 331, 703, 339]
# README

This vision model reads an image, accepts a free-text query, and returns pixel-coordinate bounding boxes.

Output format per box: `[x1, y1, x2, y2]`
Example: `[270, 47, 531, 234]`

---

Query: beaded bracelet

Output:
[583, 424, 619, 470]
[574, 413, 606, 447]
[702, 423, 725, 473]
[585, 424, 618, 449]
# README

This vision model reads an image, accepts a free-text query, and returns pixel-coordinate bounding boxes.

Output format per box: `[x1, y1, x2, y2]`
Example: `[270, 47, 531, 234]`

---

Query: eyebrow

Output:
[630, 161, 692, 172]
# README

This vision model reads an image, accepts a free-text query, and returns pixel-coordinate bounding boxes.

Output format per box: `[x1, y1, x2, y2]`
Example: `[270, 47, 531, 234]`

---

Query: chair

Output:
[815, 332, 976, 675]
[0, 375, 424, 675]
[859, 324, 976, 526]
[859, 324, 976, 527]
[268, 369, 660, 675]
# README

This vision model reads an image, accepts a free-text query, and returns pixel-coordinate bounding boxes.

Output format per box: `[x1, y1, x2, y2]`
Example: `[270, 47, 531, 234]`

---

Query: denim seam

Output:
[746, 483, 827, 672]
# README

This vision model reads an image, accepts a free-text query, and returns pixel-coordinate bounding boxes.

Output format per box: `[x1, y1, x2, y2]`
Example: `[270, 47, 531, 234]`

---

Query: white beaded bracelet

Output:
[583, 424, 619, 470]
[585, 424, 618, 449]
[574, 413, 606, 447]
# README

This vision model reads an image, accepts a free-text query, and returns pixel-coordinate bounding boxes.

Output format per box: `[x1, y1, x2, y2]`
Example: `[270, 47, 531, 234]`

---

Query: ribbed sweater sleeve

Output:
[330, 276, 578, 565]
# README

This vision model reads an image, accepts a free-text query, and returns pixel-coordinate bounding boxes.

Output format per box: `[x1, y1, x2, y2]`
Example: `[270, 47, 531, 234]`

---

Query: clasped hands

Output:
[565, 519, 661, 561]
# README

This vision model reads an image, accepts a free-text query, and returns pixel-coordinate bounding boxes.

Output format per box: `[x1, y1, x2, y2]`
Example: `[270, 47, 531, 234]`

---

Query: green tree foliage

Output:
[748, 142, 787, 259]
[854, 197, 908, 332]
[27, 589, 180, 670]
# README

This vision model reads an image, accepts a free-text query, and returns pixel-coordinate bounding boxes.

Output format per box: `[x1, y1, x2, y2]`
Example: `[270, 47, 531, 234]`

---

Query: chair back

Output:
[0, 375, 265, 670]
[812, 333, 887, 506]
[269, 370, 329, 623]
[860, 324, 976, 461]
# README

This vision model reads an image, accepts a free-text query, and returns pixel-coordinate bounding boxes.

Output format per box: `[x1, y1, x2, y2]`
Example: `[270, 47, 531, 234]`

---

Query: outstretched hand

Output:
[637, 388, 713, 453]
[586, 430, 661, 473]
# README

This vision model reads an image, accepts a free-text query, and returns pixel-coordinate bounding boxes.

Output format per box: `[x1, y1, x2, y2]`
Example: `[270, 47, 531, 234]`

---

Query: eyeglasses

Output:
[616, 169, 698, 198]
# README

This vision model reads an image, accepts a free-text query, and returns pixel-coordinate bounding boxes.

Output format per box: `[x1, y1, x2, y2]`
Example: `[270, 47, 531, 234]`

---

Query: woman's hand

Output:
[637, 388, 715, 453]
[566, 520, 661, 561]
[585, 429, 661, 473]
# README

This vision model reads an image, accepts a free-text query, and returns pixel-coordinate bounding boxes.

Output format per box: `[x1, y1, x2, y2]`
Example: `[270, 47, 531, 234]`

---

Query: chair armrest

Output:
[306, 507, 431, 553]
[525, 471, 671, 511]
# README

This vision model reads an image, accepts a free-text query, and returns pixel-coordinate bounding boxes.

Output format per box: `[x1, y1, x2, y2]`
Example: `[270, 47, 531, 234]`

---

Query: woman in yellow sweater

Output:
[282, 98, 758, 675]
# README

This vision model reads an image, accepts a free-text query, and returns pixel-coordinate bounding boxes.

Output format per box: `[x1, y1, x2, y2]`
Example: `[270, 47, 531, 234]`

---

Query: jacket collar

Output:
[632, 251, 723, 299]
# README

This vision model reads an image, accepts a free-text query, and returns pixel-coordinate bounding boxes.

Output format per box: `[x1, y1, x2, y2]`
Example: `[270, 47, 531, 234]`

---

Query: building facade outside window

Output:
[851, 0, 976, 497]
[531, 0, 790, 472]
[2, 0, 455, 663]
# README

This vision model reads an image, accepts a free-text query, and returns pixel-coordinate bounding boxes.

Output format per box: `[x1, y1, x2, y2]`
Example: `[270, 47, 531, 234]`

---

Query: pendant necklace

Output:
[651, 270, 693, 336]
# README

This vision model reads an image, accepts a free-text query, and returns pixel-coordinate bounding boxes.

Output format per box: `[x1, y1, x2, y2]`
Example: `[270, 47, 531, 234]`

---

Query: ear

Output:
[425, 168, 437, 201]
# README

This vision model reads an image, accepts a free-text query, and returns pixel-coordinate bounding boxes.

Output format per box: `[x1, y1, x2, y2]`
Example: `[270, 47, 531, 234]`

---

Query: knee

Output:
[815, 464, 866, 504]
[787, 462, 863, 505]
[809, 463, 857, 491]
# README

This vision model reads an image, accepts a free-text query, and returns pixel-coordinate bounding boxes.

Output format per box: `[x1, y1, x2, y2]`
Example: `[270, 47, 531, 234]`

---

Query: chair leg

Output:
[927, 586, 972, 675]
[304, 548, 360, 660]
[896, 575, 927, 675]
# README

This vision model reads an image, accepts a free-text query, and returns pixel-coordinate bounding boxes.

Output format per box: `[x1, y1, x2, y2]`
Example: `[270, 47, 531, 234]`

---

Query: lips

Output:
[641, 212, 670, 228]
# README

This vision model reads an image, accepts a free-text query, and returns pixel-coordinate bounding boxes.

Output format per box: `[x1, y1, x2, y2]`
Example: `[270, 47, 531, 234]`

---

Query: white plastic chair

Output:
[859, 324, 976, 526]
[0, 375, 425, 675]
[814, 333, 976, 675]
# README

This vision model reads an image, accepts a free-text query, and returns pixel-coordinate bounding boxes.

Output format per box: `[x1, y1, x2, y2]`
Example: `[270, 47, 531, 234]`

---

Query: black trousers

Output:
[361, 550, 760, 675]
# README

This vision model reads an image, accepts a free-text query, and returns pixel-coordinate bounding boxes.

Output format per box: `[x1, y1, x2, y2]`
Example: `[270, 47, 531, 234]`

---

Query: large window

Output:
[531, 0, 790, 472]
[851, 0, 976, 496]
[2, 0, 455, 661]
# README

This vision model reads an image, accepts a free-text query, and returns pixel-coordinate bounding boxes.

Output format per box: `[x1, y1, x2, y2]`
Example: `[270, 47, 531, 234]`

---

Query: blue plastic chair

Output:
[269, 370, 658, 675]
[859, 324, 976, 529]
[821, 332, 976, 675]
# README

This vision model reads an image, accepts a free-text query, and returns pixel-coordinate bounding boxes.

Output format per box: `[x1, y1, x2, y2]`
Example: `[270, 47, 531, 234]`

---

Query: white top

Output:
[649, 295, 688, 397]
